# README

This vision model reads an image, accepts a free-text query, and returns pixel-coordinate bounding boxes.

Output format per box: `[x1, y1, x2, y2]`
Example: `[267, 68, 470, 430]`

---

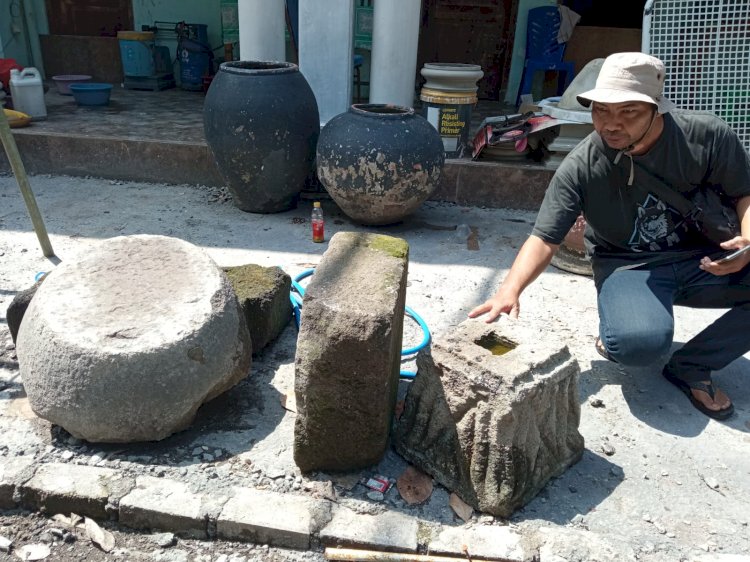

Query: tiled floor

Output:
[36, 84, 208, 143]
[24, 83, 517, 149]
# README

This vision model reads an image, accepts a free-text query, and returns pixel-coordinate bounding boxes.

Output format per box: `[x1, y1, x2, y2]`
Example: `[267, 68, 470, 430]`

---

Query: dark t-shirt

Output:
[532, 110, 750, 279]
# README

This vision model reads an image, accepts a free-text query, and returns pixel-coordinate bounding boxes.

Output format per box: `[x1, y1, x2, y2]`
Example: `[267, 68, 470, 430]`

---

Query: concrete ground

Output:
[0, 173, 749, 562]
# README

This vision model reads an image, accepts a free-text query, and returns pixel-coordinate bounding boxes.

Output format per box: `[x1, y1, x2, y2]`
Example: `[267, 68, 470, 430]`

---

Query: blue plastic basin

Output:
[69, 83, 113, 106]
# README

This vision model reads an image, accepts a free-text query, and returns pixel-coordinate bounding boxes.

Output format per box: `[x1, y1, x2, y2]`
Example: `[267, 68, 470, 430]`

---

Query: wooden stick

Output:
[324, 547, 492, 562]
[0, 109, 55, 257]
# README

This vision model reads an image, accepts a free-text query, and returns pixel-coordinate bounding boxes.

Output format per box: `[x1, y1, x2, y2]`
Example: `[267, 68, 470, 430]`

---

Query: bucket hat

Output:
[576, 52, 676, 113]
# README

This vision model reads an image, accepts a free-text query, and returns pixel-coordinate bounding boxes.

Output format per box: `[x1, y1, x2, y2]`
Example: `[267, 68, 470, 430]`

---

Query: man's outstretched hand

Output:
[468, 289, 520, 323]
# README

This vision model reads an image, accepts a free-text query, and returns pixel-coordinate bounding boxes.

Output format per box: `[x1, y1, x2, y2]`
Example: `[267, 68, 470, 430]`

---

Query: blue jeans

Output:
[596, 257, 750, 382]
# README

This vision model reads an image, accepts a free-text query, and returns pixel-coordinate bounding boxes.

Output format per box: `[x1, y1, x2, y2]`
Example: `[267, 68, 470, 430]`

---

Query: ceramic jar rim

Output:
[220, 61, 299, 75]
[350, 104, 414, 118]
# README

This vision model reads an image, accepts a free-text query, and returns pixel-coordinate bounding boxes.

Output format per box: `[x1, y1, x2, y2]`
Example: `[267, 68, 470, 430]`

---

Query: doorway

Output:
[417, 0, 517, 101]
[45, 0, 133, 37]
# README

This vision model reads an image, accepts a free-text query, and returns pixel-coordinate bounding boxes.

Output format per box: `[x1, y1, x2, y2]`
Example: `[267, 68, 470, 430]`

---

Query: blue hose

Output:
[290, 268, 430, 379]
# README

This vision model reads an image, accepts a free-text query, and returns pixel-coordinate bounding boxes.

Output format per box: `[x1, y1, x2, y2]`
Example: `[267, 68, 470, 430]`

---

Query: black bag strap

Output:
[590, 132, 700, 220]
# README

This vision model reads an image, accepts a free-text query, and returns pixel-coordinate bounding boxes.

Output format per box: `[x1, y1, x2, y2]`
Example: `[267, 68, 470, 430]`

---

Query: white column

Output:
[299, 0, 354, 125]
[237, 0, 286, 61]
[369, 0, 421, 107]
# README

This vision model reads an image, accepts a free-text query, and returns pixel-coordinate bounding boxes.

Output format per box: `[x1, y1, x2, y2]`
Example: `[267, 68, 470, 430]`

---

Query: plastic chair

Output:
[353, 54, 366, 103]
[516, 6, 575, 106]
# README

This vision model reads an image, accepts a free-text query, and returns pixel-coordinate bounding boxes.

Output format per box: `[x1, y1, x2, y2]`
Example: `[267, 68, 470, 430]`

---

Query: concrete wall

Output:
[0, 0, 48, 72]
[131, 0, 222, 64]
[564, 26, 642, 73]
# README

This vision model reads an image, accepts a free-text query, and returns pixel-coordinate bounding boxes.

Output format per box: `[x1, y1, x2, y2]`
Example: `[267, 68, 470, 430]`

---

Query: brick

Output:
[0, 456, 36, 509]
[320, 506, 418, 553]
[119, 476, 205, 538]
[428, 525, 529, 561]
[19, 463, 123, 518]
[217, 487, 331, 549]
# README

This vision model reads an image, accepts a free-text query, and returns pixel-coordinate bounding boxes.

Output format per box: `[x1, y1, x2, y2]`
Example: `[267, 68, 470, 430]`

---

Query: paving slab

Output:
[0, 455, 35, 509]
[119, 476, 206, 538]
[217, 487, 332, 549]
[18, 463, 127, 519]
[428, 525, 530, 561]
[319, 506, 419, 553]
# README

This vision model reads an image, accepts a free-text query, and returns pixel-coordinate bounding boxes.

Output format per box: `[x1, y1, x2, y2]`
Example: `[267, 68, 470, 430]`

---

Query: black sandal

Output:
[595, 337, 617, 363]
[662, 366, 734, 421]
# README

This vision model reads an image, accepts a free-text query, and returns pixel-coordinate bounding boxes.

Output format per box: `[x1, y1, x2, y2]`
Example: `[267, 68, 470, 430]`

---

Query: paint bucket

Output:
[420, 88, 476, 157]
[420, 63, 483, 158]
[118, 31, 156, 77]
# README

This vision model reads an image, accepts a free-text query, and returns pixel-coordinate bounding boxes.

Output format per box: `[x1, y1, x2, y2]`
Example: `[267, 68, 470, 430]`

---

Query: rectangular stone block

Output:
[119, 476, 206, 538]
[0, 456, 36, 509]
[223, 264, 292, 355]
[428, 525, 529, 561]
[19, 463, 121, 519]
[320, 506, 418, 553]
[217, 487, 331, 549]
[294, 232, 408, 472]
[393, 318, 584, 518]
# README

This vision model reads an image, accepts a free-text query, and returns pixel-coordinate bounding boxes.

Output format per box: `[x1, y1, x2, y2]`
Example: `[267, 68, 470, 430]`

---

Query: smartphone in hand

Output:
[715, 245, 750, 264]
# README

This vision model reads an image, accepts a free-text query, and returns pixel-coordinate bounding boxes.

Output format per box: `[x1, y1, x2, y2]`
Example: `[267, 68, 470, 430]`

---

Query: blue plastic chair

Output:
[516, 6, 575, 106]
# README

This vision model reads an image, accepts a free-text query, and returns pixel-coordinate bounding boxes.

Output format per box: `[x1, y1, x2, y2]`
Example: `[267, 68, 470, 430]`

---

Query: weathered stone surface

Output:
[428, 525, 530, 561]
[294, 232, 408, 472]
[0, 456, 36, 509]
[535, 527, 637, 562]
[16, 235, 252, 443]
[393, 318, 584, 517]
[217, 487, 332, 549]
[223, 264, 291, 354]
[119, 476, 206, 538]
[19, 463, 126, 519]
[319, 506, 419, 553]
[6, 276, 45, 344]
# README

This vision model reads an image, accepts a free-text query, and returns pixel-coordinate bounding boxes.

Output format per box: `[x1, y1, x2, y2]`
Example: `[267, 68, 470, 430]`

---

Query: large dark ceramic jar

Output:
[317, 104, 445, 225]
[204, 61, 319, 213]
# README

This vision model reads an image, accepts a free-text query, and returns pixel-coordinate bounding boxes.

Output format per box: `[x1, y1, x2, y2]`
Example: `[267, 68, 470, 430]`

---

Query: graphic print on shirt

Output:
[628, 194, 687, 251]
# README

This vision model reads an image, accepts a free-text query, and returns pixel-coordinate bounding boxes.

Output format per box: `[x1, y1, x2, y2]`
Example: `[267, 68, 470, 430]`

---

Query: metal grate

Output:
[643, 0, 750, 152]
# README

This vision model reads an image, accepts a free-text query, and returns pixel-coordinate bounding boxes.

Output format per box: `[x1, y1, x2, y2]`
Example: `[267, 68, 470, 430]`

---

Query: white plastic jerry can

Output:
[9, 68, 47, 120]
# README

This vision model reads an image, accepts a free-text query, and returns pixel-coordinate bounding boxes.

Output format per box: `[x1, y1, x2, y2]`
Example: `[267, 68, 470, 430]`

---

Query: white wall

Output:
[299, 0, 354, 124]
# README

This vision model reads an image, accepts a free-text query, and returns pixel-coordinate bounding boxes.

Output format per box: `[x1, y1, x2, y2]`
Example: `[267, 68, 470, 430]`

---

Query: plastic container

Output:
[420, 63, 483, 158]
[311, 202, 324, 242]
[51, 74, 92, 95]
[118, 31, 156, 77]
[69, 83, 113, 106]
[9, 68, 47, 120]
[179, 37, 213, 91]
[178, 22, 211, 91]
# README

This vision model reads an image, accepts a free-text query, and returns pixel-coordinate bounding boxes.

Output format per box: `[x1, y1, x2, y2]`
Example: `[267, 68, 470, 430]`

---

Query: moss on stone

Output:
[367, 235, 409, 259]
[223, 264, 278, 298]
